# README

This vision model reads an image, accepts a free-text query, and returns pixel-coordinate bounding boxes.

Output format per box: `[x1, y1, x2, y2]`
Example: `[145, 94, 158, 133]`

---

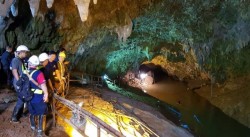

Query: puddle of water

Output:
[144, 78, 250, 137]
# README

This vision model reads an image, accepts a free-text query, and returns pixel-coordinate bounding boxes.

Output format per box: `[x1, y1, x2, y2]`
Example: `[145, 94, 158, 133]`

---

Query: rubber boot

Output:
[29, 115, 36, 131]
[37, 115, 46, 137]
[21, 104, 28, 118]
[11, 106, 20, 123]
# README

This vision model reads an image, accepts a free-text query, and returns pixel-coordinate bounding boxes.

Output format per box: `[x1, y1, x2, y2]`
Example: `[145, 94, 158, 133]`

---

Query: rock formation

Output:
[1, 0, 250, 129]
[73, 0, 98, 22]
[28, 0, 40, 17]
[0, 0, 15, 49]
[46, 0, 54, 8]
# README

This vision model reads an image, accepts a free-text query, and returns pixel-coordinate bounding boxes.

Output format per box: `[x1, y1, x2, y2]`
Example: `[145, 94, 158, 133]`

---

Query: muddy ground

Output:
[0, 87, 69, 137]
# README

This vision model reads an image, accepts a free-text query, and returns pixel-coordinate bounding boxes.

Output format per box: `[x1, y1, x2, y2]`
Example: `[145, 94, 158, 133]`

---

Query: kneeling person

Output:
[27, 55, 48, 136]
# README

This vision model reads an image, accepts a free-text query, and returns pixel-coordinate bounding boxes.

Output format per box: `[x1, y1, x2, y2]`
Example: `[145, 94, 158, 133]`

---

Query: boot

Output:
[30, 115, 36, 131]
[10, 106, 20, 123]
[21, 103, 29, 118]
[37, 115, 46, 137]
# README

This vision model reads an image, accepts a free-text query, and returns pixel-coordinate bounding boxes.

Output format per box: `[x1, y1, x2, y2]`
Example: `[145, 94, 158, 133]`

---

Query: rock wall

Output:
[1, 0, 250, 130]
[195, 74, 250, 128]
[0, 0, 14, 50]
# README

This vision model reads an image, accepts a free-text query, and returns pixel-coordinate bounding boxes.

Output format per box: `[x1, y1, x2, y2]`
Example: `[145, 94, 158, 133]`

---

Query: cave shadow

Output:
[139, 63, 168, 83]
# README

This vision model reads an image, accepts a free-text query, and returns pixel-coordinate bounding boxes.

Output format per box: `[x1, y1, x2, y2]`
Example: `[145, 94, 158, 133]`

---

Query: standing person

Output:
[38, 52, 54, 92]
[1, 45, 13, 88]
[27, 55, 48, 136]
[47, 51, 57, 73]
[57, 52, 66, 79]
[47, 51, 57, 89]
[55, 51, 66, 96]
[10, 45, 29, 123]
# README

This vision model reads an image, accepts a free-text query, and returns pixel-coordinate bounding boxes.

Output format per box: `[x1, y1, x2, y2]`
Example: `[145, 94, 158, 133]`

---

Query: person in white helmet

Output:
[10, 45, 30, 123]
[28, 55, 48, 136]
[38, 53, 55, 93]
[38, 53, 49, 66]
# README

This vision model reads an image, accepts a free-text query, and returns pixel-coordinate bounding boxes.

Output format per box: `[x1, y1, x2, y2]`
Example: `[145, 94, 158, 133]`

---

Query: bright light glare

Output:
[143, 89, 147, 93]
[140, 73, 147, 79]
[85, 119, 114, 137]
[103, 74, 108, 80]
[78, 102, 83, 107]
[71, 128, 83, 137]
[85, 120, 98, 137]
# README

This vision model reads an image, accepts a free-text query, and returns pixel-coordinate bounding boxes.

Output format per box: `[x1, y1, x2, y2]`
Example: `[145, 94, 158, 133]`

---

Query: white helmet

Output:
[16, 45, 29, 52]
[38, 53, 49, 62]
[28, 55, 40, 66]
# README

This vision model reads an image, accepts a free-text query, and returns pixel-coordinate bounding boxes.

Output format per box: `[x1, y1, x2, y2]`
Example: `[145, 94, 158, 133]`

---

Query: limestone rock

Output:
[10, 0, 19, 17]
[0, 0, 5, 4]
[0, 0, 14, 16]
[115, 20, 133, 42]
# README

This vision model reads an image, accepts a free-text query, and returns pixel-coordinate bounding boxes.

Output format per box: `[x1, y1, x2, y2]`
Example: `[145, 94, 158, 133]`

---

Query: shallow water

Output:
[144, 77, 250, 137]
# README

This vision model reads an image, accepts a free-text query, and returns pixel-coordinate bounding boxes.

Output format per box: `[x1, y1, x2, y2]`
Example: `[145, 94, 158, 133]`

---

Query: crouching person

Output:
[27, 55, 48, 136]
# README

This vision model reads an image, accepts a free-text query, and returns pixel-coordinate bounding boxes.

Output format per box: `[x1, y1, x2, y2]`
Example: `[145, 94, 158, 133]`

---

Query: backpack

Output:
[16, 70, 37, 102]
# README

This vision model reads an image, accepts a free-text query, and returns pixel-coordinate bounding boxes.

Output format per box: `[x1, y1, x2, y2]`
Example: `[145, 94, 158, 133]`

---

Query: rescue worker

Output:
[38, 53, 54, 91]
[55, 51, 67, 96]
[10, 45, 29, 123]
[57, 52, 66, 78]
[47, 51, 57, 91]
[38, 52, 56, 112]
[1, 45, 13, 88]
[47, 51, 57, 74]
[27, 55, 48, 136]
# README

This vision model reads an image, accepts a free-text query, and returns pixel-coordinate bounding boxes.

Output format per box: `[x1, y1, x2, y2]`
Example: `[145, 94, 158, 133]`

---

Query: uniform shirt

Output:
[57, 61, 65, 77]
[47, 61, 57, 71]
[30, 69, 46, 103]
[11, 57, 24, 86]
[46, 61, 57, 78]
[38, 66, 50, 81]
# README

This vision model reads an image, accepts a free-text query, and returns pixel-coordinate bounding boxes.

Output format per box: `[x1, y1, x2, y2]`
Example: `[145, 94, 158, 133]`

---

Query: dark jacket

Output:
[1, 51, 13, 70]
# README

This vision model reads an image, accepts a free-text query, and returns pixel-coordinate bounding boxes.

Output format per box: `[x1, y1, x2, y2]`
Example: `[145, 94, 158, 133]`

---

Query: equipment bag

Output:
[16, 70, 37, 102]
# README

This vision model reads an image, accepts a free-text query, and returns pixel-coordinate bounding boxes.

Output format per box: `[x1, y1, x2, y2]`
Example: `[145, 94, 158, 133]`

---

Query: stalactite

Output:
[73, 0, 97, 22]
[10, 0, 19, 17]
[115, 20, 133, 42]
[74, 0, 90, 22]
[28, 0, 40, 17]
[46, 0, 54, 8]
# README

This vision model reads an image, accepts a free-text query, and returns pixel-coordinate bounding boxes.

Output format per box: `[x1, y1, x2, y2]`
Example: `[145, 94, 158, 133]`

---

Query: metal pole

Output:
[67, 73, 70, 95]
[97, 126, 100, 137]
[52, 94, 56, 127]
[210, 75, 214, 98]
